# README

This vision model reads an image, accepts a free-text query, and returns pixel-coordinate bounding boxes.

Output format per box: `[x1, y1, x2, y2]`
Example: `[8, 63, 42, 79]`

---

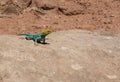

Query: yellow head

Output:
[40, 29, 52, 35]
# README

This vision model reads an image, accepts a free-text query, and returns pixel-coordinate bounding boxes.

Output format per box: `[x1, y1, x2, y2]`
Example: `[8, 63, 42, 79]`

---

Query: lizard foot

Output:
[34, 43, 39, 46]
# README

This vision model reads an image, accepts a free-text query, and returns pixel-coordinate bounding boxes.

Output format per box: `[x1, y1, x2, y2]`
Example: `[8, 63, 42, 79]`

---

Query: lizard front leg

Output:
[34, 37, 41, 46]
[42, 38, 46, 44]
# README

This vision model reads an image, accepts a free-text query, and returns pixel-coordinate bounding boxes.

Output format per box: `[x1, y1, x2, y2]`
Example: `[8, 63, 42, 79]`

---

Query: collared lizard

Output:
[17, 29, 52, 45]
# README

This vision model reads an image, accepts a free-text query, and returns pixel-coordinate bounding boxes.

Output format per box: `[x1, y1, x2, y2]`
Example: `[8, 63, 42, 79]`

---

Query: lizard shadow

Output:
[25, 39, 50, 45]
[39, 42, 50, 45]
[36, 40, 50, 45]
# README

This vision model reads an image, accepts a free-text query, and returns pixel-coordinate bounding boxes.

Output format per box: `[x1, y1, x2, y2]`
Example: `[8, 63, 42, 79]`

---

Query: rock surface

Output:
[0, 0, 120, 34]
[0, 30, 120, 82]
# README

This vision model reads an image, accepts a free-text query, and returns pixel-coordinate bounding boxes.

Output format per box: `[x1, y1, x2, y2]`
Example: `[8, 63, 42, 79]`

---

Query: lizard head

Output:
[40, 29, 52, 35]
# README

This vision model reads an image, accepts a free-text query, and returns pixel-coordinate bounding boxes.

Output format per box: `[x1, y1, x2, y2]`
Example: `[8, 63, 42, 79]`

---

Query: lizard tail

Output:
[17, 34, 29, 36]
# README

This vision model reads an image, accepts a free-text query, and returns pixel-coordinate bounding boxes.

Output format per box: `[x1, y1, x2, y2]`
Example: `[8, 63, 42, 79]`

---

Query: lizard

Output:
[17, 29, 52, 45]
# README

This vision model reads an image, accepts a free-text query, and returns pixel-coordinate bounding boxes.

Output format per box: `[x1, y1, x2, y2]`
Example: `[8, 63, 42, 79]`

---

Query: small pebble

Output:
[106, 75, 117, 79]
[71, 64, 83, 70]
[61, 47, 68, 50]
[106, 37, 112, 40]
[108, 50, 112, 53]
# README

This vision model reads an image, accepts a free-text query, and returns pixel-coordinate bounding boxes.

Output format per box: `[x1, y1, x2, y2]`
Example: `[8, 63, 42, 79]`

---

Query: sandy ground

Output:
[0, 30, 120, 82]
[0, 0, 120, 34]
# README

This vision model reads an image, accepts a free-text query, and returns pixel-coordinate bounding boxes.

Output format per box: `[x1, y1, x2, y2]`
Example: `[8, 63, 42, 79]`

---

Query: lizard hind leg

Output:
[26, 37, 31, 40]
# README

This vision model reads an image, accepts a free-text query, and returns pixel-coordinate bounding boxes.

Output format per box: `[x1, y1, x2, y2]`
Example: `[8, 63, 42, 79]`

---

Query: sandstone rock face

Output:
[0, 0, 32, 14]
[0, 0, 10, 6]
[1, 4, 21, 14]
[0, 30, 120, 82]
[0, 0, 13, 14]
[58, 0, 93, 15]
[0, 0, 120, 34]
[12, 0, 32, 9]
[33, 0, 57, 10]
[58, 1, 86, 16]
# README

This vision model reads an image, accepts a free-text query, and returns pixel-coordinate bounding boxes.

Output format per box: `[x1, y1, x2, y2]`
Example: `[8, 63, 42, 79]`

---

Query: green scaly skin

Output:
[18, 29, 52, 44]
[17, 33, 46, 44]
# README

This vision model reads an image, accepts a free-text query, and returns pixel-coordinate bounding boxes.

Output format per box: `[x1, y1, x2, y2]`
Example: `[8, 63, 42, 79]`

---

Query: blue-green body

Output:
[18, 33, 47, 43]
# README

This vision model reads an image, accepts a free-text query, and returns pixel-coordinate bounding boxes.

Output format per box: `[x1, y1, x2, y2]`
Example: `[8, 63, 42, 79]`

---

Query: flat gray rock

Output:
[0, 30, 120, 82]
